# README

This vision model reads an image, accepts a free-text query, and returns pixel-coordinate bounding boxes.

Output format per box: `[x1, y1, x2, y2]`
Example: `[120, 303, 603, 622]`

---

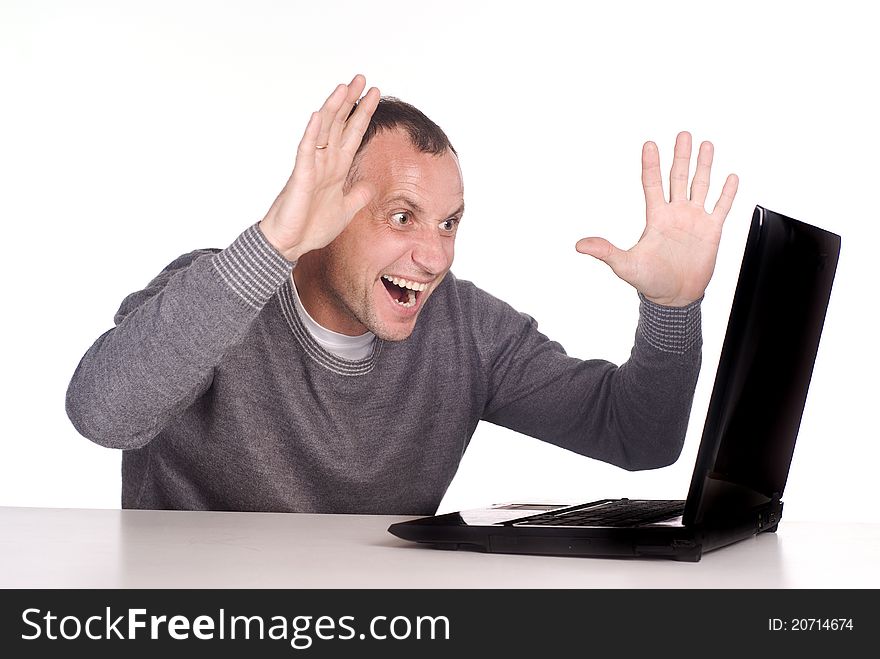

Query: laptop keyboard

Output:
[513, 498, 685, 527]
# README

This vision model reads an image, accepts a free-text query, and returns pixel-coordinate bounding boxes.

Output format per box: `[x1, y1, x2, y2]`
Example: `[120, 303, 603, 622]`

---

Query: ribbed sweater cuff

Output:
[212, 223, 295, 309]
[637, 292, 702, 354]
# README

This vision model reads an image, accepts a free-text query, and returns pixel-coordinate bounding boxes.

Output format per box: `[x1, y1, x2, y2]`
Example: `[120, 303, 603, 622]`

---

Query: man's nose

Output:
[411, 227, 452, 276]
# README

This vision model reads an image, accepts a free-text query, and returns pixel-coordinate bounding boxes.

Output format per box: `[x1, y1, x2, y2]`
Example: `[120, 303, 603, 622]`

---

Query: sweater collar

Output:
[276, 278, 383, 376]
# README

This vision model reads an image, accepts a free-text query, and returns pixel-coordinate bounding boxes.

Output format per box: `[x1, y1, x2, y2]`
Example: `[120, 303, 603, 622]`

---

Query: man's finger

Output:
[316, 83, 348, 148]
[575, 237, 633, 282]
[641, 141, 665, 210]
[669, 131, 692, 202]
[328, 74, 367, 147]
[711, 173, 739, 222]
[342, 180, 377, 221]
[690, 141, 713, 207]
[341, 87, 381, 154]
[291, 112, 322, 182]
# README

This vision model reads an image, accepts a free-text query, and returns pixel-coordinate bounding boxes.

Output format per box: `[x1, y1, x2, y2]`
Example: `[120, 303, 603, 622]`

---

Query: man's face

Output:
[295, 129, 465, 342]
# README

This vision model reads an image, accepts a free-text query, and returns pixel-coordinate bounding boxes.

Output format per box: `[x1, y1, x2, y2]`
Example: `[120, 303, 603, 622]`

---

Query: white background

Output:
[2, 0, 877, 523]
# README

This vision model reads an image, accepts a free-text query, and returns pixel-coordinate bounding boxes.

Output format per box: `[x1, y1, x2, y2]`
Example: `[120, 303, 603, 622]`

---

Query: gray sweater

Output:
[66, 224, 703, 514]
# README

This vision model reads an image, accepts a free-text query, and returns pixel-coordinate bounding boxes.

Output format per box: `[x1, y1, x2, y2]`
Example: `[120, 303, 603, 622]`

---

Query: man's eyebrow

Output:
[386, 196, 465, 219]
[386, 195, 426, 215]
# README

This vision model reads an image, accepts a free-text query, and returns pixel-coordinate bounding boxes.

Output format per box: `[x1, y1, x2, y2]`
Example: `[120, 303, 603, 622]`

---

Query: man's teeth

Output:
[395, 290, 417, 308]
[382, 275, 428, 292]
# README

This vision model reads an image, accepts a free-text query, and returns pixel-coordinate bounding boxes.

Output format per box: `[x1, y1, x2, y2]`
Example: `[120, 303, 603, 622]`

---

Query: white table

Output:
[2, 506, 878, 588]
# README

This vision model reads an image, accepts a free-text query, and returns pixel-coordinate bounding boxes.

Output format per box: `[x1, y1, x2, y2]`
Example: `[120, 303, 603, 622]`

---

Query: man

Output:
[66, 75, 738, 514]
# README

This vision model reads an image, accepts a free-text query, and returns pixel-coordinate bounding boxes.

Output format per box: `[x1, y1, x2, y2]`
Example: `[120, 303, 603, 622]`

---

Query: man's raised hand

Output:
[259, 75, 381, 263]
[576, 131, 739, 307]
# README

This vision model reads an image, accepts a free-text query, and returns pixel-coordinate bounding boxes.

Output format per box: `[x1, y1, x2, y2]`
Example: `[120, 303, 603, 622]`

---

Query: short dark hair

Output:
[352, 96, 456, 161]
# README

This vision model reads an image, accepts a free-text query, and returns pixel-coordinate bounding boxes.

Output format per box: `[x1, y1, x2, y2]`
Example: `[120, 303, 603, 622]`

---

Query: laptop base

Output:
[388, 500, 783, 562]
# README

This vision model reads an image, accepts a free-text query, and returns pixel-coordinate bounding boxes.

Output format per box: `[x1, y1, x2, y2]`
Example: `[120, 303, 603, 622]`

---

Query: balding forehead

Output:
[353, 130, 462, 191]
[360, 129, 455, 165]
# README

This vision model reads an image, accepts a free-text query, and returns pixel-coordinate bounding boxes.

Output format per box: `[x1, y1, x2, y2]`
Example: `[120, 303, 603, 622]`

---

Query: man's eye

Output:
[439, 218, 459, 233]
[391, 212, 410, 226]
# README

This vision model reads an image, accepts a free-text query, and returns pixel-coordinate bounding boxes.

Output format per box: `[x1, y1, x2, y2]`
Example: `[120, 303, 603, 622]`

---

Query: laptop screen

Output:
[683, 206, 841, 526]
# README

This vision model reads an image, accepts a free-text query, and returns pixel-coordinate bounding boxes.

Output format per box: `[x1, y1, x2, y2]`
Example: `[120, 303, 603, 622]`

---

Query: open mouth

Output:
[381, 275, 428, 309]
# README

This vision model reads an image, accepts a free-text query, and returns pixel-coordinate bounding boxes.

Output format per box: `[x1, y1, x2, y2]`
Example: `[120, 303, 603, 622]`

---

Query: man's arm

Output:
[475, 288, 701, 469]
[65, 229, 295, 449]
[66, 75, 380, 449]
[480, 132, 737, 468]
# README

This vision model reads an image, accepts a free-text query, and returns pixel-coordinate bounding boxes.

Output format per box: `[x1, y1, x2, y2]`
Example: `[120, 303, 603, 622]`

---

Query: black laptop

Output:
[389, 205, 841, 561]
